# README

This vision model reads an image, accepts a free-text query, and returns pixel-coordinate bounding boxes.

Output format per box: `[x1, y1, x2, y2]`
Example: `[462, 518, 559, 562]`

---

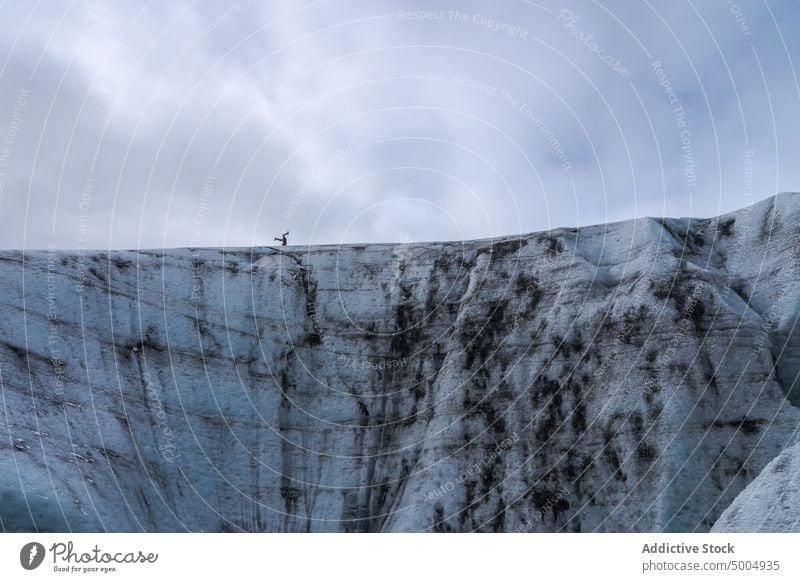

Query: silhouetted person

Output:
[274, 231, 289, 246]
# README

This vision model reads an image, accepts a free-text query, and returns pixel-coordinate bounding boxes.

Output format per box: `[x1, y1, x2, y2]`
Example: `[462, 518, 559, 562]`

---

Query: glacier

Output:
[0, 192, 798, 532]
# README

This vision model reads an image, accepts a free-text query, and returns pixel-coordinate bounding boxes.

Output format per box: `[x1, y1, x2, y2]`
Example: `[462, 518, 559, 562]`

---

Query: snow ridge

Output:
[0, 193, 798, 532]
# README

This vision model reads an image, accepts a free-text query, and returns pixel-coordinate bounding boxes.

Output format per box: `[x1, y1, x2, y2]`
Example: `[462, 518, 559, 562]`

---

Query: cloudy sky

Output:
[0, 0, 798, 249]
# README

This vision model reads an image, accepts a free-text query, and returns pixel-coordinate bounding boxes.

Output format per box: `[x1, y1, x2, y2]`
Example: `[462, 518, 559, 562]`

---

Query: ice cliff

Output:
[1, 193, 799, 532]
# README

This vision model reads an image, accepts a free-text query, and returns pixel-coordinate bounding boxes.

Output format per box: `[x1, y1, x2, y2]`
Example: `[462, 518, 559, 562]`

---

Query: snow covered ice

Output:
[1, 193, 799, 532]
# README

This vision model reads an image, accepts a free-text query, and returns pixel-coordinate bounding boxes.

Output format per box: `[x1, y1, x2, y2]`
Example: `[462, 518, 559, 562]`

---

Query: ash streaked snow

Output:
[1, 193, 798, 532]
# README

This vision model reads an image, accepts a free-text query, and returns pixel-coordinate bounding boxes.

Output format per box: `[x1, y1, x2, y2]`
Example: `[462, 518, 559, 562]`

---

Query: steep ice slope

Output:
[0, 193, 798, 532]
[712, 440, 800, 532]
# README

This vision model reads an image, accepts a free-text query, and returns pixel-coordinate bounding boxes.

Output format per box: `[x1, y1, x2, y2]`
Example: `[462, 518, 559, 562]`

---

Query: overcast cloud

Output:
[0, 0, 798, 249]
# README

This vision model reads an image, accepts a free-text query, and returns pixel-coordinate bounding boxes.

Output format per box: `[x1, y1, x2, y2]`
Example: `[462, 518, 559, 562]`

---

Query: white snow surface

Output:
[1, 193, 799, 532]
